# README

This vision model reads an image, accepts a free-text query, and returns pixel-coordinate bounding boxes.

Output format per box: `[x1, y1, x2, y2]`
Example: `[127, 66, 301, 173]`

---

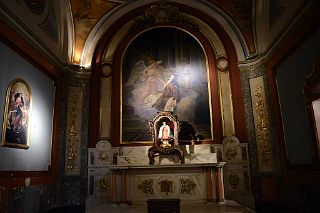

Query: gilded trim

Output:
[1, 78, 32, 149]
[250, 76, 273, 172]
[65, 86, 83, 176]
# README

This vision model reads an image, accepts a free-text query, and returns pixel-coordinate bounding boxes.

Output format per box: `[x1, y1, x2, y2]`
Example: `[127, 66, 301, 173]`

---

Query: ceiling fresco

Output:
[207, 0, 254, 54]
[70, 0, 255, 63]
[70, 0, 120, 63]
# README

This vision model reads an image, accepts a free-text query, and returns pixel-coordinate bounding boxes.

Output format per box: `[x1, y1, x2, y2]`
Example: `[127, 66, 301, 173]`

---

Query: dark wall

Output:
[276, 28, 320, 165]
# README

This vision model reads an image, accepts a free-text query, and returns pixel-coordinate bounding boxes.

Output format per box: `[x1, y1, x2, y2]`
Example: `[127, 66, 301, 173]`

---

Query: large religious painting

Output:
[1, 78, 32, 149]
[121, 27, 212, 143]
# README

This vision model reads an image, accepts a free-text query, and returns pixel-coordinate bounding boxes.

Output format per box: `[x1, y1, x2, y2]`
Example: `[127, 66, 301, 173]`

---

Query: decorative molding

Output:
[223, 136, 241, 162]
[249, 76, 273, 172]
[180, 178, 196, 194]
[158, 179, 173, 195]
[98, 176, 109, 192]
[128, 0, 199, 34]
[65, 86, 83, 176]
[216, 55, 229, 72]
[138, 179, 154, 194]
[63, 64, 92, 78]
[96, 140, 113, 165]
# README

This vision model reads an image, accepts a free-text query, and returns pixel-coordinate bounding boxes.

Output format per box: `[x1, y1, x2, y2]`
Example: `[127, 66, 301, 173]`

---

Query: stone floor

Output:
[86, 200, 255, 213]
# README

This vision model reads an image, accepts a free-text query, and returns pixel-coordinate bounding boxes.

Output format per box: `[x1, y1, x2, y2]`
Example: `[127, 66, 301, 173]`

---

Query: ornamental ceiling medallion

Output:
[128, 0, 199, 34]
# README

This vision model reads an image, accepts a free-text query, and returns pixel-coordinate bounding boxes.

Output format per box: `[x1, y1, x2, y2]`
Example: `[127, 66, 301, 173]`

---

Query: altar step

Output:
[86, 200, 255, 213]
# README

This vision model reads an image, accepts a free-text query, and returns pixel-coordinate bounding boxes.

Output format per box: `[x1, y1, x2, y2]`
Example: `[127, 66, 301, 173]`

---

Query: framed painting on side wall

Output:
[1, 78, 32, 149]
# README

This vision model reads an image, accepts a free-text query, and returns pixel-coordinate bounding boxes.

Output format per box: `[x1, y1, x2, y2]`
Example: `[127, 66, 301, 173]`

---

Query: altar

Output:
[109, 163, 225, 204]
[86, 140, 227, 207]
[86, 112, 253, 209]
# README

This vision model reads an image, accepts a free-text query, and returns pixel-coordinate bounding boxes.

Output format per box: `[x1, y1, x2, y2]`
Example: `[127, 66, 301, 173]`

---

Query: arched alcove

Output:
[120, 27, 214, 144]
[88, 1, 248, 147]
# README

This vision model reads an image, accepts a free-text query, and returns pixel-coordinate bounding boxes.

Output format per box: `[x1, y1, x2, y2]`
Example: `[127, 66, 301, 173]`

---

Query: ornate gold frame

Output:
[147, 111, 184, 164]
[1, 78, 32, 149]
[149, 111, 180, 147]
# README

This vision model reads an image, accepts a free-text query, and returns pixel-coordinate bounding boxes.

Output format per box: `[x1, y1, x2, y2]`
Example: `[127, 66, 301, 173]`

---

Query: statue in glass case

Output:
[148, 111, 184, 164]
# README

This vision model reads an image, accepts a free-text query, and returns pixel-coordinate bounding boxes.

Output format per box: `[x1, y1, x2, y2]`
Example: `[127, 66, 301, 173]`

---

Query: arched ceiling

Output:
[0, 0, 313, 70]
[70, 0, 254, 64]
[70, 0, 122, 63]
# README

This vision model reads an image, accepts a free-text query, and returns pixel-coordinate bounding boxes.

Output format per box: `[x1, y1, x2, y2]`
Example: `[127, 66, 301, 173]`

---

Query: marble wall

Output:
[239, 63, 281, 203]
[57, 75, 90, 207]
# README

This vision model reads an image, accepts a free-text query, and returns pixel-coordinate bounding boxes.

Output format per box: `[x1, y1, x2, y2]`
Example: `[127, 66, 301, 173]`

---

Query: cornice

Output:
[63, 64, 92, 79]
[239, 0, 317, 71]
[0, 2, 91, 79]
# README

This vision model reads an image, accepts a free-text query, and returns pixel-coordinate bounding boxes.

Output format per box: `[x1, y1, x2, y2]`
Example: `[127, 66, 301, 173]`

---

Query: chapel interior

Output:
[0, 0, 320, 213]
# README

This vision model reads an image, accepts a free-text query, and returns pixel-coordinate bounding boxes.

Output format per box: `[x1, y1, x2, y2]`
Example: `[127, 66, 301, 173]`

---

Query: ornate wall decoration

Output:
[216, 55, 229, 72]
[180, 178, 196, 194]
[96, 140, 113, 165]
[131, 173, 205, 203]
[158, 179, 173, 195]
[128, 0, 199, 34]
[65, 86, 83, 176]
[249, 76, 273, 172]
[223, 136, 241, 162]
[98, 176, 109, 192]
[225, 148, 238, 161]
[138, 179, 154, 194]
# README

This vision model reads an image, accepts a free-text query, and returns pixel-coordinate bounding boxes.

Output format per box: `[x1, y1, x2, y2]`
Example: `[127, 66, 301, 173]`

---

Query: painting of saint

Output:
[122, 27, 212, 143]
[1, 79, 32, 149]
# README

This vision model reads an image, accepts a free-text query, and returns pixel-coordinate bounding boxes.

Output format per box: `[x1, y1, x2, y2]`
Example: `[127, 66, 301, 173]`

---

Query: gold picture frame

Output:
[1, 78, 32, 149]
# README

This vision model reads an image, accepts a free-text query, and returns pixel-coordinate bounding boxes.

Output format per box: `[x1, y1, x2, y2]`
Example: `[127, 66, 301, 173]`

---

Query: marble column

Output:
[206, 168, 214, 202]
[216, 166, 225, 203]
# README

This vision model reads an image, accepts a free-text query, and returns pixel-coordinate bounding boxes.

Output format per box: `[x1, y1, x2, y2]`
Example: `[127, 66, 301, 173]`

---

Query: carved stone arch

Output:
[82, 0, 249, 67]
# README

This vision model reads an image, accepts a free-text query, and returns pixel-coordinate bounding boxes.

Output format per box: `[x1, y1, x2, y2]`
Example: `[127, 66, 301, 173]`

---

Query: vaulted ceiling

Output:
[70, 0, 254, 63]
[0, 0, 313, 69]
